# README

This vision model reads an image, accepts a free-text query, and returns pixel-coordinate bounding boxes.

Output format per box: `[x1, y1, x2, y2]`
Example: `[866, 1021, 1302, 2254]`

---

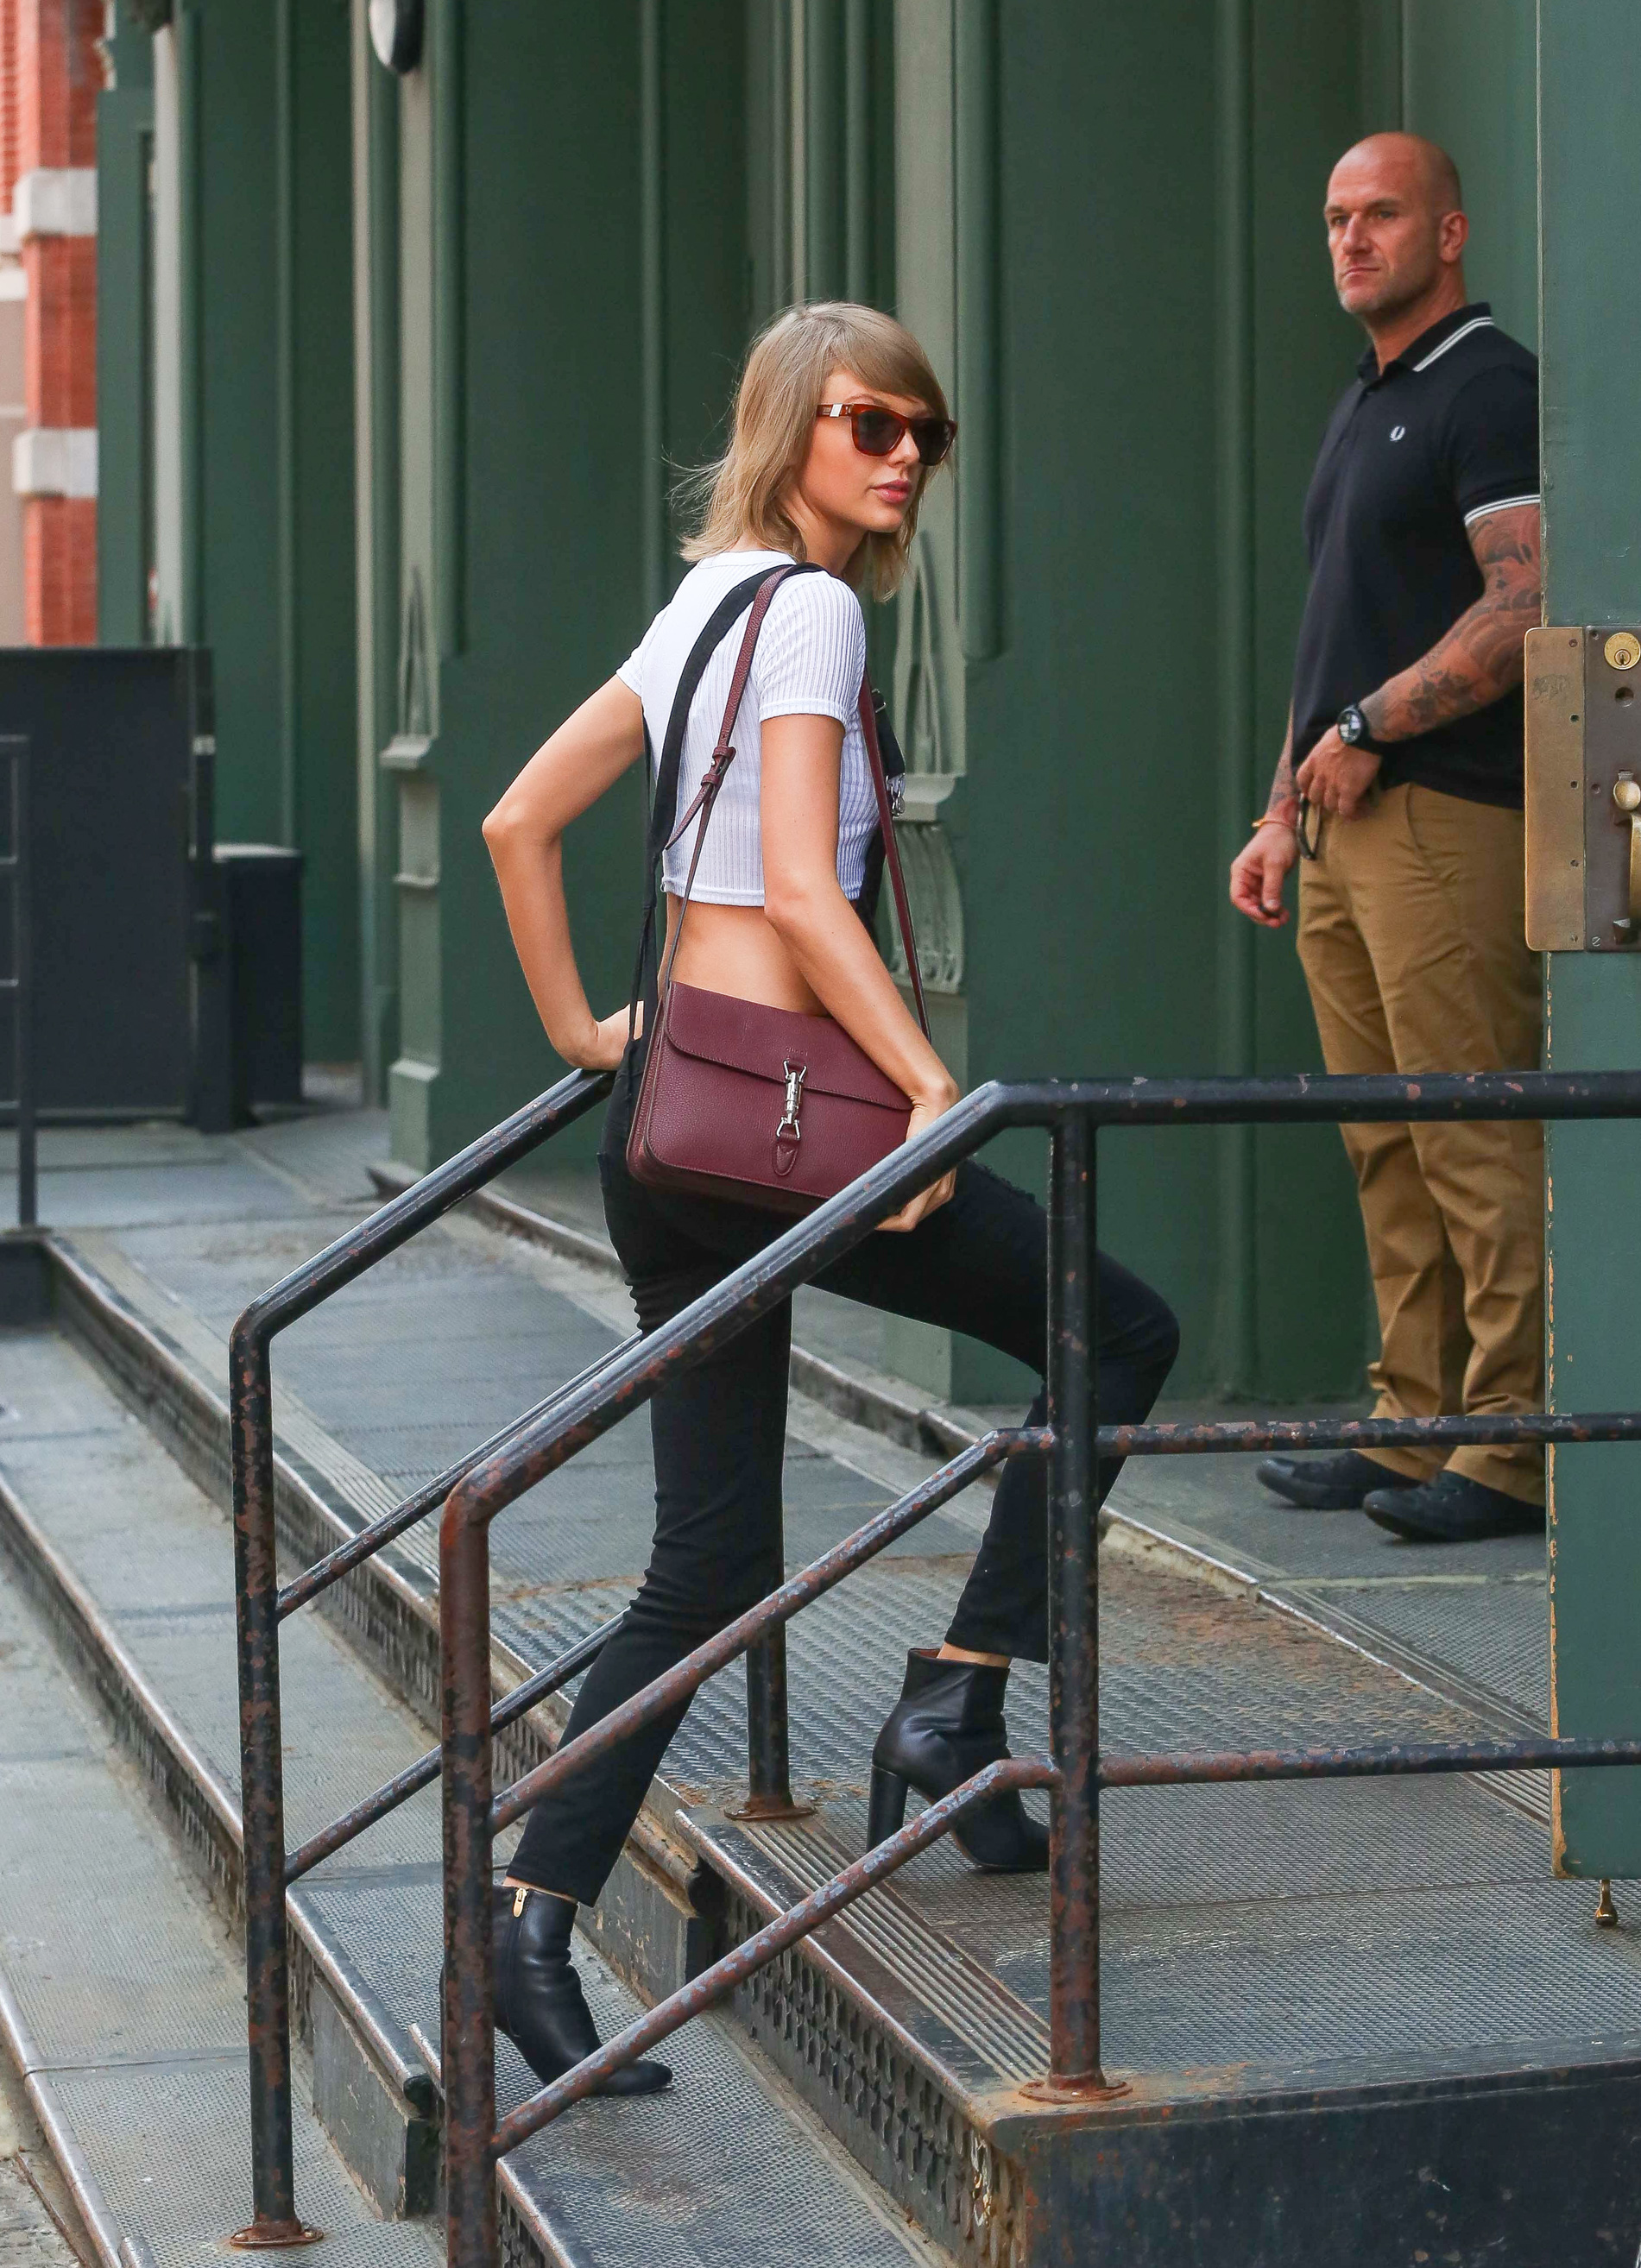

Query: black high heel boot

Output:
[490, 1885, 671, 2097]
[868, 1649, 1050, 1874]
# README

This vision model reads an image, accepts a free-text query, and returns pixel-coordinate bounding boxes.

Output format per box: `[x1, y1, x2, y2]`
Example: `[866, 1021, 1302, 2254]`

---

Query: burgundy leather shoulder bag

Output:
[626, 564, 930, 1214]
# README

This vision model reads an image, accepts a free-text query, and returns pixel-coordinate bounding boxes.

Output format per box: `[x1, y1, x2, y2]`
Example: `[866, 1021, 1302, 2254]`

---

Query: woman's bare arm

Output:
[760, 711, 958, 1227]
[483, 677, 646, 1071]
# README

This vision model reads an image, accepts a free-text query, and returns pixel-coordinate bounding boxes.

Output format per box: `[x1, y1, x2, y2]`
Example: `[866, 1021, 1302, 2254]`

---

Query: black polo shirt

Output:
[1291, 302, 1539, 809]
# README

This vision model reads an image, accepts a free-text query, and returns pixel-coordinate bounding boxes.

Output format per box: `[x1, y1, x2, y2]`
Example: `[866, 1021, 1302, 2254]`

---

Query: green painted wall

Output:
[281, 1, 360, 1063]
[385, 3, 755, 1165]
[1539, 0, 1641, 1877]
[943, 1, 1375, 1400]
[369, 0, 1546, 1411]
[351, 0, 401, 1100]
[107, 3, 360, 1062]
[1401, 0, 1538, 345]
[192, 5, 280, 840]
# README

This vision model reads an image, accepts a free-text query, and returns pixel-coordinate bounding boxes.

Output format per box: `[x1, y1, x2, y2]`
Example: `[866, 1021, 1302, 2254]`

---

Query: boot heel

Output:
[867, 1766, 910, 1846]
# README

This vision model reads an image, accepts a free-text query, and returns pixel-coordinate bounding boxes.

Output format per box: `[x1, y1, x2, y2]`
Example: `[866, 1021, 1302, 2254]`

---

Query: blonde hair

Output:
[679, 302, 951, 602]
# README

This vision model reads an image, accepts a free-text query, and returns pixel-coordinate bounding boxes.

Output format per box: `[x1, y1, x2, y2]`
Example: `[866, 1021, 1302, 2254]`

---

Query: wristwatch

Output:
[1336, 702, 1385, 753]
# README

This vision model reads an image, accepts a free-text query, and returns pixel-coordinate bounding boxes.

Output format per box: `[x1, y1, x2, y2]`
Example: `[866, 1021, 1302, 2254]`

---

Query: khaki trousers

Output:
[1297, 783, 1544, 1503]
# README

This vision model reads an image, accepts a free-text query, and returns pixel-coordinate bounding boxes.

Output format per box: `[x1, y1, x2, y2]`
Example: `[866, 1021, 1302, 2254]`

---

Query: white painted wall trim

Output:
[13, 168, 98, 240]
[13, 427, 98, 498]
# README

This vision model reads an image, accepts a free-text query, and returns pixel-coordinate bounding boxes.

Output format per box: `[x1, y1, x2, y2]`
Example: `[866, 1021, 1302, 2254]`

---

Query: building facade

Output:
[98, 0, 1540, 1408]
[0, 0, 106, 645]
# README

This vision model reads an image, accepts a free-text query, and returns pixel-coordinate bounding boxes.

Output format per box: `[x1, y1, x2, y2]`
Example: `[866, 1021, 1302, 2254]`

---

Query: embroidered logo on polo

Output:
[1390, 425, 1407, 442]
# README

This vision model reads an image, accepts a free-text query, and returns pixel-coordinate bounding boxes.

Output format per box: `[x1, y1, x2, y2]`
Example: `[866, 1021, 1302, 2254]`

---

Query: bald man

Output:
[1228, 133, 1543, 1543]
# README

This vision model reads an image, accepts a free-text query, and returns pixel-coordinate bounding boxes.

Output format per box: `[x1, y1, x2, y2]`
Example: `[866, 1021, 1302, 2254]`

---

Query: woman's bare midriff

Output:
[662, 893, 828, 1015]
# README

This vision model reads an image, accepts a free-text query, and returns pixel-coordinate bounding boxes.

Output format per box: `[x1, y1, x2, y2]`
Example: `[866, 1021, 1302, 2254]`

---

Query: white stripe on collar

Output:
[1411, 313, 1496, 372]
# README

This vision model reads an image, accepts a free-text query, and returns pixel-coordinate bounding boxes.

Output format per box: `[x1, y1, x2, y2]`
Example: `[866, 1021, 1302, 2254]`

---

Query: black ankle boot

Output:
[868, 1650, 1049, 1874]
[489, 1885, 671, 2097]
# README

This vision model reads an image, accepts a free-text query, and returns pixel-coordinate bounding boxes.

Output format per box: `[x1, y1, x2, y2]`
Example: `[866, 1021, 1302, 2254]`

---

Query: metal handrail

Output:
[422, 1066, 1641, 2268]
[489, 1755, 1059, 2153]
[227, 1067, 610, 2247]
[282, 1617, 620, 1886]
[489, 1430, 1043, 1829]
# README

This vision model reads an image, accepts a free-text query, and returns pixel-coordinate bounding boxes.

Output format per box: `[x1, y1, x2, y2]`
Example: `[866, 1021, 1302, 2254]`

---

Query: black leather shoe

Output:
[868, 1650, 1049, 1873]
[1256, 1449, 1419, 1511]
[1363, 1471, 1545, 1543]
[489, 1884, 671, 2097]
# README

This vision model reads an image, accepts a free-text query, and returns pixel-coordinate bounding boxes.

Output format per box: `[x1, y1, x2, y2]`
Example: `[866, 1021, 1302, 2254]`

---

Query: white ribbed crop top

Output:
[616, 549, 875, 905]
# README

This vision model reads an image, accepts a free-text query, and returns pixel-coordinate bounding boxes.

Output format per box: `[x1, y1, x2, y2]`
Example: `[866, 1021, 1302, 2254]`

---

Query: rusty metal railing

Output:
[421, 1068, 1641, 2268]
[227, 1068, 613, 2248]
[229, 1066, 1641, 2261]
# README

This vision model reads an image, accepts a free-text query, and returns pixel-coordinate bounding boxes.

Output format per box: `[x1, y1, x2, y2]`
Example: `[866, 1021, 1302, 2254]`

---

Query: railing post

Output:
[1029, 1110, 1126, 2102]
[734, 1629, 814, 1821]
[228, 1327, 319, 2248]
[441, 1499, 500, 2268]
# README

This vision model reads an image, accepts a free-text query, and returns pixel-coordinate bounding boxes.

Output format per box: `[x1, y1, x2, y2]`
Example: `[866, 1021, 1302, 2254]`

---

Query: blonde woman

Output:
[483, 304, 1178, 2097]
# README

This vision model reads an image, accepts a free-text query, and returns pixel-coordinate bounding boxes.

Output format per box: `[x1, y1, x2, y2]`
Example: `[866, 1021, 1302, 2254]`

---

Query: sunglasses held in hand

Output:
[817, 400, 957, 466]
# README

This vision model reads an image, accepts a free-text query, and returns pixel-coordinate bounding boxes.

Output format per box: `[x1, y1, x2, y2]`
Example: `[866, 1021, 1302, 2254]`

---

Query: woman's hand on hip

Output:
[559, 1005, 640, 1074]
[880, 1085, 960, 1233]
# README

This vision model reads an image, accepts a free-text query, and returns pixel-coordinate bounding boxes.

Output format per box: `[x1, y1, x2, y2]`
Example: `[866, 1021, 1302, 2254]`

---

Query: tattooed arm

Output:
[1228, 703, 1302, 928]
[1296, 501, 1541, 816]
[1360, 501, 1541, 741]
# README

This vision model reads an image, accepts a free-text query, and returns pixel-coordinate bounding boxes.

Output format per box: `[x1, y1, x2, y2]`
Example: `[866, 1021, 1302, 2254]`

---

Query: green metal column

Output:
[351, 0, 401, 1102]
[1539, 0, 1641, 1876]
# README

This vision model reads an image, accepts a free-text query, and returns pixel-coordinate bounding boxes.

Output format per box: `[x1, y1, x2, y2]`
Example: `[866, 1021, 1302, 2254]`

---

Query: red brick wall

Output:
[0, 3, 19, 214]
[6, 0, 101, 645]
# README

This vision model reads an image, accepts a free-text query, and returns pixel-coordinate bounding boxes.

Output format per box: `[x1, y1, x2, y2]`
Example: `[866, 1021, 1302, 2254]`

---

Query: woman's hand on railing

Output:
[559, 1005, 641, 1074]
[880, 1083, 960, 1233]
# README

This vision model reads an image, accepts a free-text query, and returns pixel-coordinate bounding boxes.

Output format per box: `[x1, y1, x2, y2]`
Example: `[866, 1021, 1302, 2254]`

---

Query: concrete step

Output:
[0, 1433, 443, 2266]
[25, 1206, 1641, 2265]
[0, 1316, 946, 2267]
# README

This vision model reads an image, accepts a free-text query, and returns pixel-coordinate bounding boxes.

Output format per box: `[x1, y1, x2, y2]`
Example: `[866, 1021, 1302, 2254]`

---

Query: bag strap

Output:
[855, 675, 930, 1038]
[625, 568, 803, 1046]
[634, 561, 930, 1044]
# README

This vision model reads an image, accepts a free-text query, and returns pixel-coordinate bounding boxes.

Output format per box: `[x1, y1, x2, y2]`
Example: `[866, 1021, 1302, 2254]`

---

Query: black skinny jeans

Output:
[509, 1078, 1179, 1903]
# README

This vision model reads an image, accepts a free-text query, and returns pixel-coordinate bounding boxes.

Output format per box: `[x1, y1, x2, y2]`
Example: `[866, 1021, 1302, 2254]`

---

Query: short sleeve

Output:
[1445, 362, 1540, 527]
[750, 572, 867, 727]
[615, 613, 659, 696]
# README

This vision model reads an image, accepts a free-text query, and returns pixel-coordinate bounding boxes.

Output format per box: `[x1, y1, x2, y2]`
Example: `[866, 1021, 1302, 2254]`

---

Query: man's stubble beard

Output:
[1336, 249, 1442, 328]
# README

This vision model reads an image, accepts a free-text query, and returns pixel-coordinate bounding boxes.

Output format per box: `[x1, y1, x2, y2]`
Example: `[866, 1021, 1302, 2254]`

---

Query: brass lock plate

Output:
[1525, 624, 1641, 949]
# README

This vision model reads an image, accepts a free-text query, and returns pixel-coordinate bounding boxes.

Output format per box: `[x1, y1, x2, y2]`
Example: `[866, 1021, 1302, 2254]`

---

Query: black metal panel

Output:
[0, 648, 204, 1115]
[219, 846, 303, 1107]
[1022, 2052, 1641, 2265]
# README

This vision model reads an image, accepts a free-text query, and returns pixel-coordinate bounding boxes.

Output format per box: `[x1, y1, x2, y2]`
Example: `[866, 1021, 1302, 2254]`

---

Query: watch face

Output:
[369, 0, 423, 73]
[1339, 708, 1363, 743]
